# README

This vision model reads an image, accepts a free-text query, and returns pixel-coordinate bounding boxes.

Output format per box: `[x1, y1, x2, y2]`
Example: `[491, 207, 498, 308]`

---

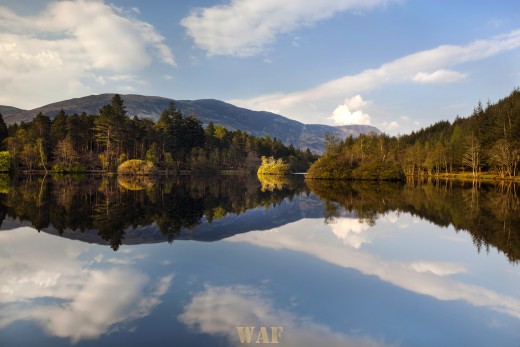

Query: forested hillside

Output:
[398, 88, 520, 177]
[1, 94, 381, 153]
[307, 89, 520, 180]
[0, 95, 317, 173]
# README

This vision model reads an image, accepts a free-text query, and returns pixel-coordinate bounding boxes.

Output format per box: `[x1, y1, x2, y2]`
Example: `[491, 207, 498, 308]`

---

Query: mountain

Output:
[1, 94, 381, 153]
[0, 105, 25, 118]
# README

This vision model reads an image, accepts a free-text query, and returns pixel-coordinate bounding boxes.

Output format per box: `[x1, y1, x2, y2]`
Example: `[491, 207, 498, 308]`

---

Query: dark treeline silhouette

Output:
[0, 94, 317, 173]
[307, 179, 520, 263]
[0, 174, 308, 250]
[307, 88, 520, 179]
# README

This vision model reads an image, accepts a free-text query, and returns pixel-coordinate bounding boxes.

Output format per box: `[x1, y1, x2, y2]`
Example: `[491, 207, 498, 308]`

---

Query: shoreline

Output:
[406, 172, 520, 182]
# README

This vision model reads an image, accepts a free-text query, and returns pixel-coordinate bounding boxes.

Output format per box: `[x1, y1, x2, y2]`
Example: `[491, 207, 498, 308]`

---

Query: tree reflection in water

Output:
[0, 174, 518, 262]
[0, 174, 307, 250]
[307, 179, 520, 263]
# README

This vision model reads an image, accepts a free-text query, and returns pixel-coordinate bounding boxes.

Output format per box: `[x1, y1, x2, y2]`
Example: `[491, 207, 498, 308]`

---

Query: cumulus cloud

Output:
[0, 0, 175, 108]
[181, 0, 392, 56]
[330, 95, 372, 125]
[229, 29, 520, 124]
[179, 284, 393, 346]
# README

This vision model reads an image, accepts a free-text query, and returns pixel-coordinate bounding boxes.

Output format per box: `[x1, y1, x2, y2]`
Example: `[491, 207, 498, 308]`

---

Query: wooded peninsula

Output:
[306, 89, 520, 180]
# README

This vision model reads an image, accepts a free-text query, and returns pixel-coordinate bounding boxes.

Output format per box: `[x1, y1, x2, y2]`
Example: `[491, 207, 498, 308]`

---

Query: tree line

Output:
[308, 88, 520, 179]
[0, 95, 317, 173]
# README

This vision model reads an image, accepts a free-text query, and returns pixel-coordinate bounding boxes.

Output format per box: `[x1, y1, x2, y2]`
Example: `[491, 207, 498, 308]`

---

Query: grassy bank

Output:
[408, 172, 520, 182]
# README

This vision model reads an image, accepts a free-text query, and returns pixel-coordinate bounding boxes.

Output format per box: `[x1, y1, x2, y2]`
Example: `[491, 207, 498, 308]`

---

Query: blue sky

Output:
[0, 0, 519, 134]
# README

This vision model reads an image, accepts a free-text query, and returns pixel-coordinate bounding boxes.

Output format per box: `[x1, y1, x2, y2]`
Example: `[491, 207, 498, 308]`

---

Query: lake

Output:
[0, 174, 519, 346]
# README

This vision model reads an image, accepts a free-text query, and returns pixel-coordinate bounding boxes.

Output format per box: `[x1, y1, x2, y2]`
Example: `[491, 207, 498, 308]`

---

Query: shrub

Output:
[117, 159, 157, 175]
[257, 156, 290, 175]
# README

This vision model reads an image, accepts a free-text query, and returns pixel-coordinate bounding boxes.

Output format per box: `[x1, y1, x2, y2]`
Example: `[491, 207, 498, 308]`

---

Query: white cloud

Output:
[330, 95, 372, 125]
[380, 115, 423, 134]
[229, 29, 520, 124]
[181, 0, 392, 56]
[179, 284, 393, 346]
[383, 121, 399, 131]
[412, 69, 467, 84]
[0, 0, 175, 108]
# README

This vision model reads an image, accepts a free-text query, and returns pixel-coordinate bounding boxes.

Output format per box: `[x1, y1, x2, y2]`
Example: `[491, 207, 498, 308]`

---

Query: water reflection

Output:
[0, 227, 173, 343]
[179, 285, 392, 347]
[307, 179, 520, 263]
[0, 174, 309, 250]
[0, 175, 519, 263]
[229, 213, 520, 320]
[1, 175, 520, 346]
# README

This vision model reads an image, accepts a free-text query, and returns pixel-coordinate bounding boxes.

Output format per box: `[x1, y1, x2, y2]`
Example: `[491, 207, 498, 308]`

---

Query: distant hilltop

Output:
[0, 94, 381, 153]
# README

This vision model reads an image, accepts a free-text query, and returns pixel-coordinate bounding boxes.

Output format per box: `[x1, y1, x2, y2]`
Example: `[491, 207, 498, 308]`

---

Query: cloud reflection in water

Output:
[0, 227, 173, 343]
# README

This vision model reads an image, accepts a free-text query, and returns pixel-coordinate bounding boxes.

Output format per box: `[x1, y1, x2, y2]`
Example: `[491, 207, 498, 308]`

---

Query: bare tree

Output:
[54, 138, 79, 168]
[462, 134, 481, 177]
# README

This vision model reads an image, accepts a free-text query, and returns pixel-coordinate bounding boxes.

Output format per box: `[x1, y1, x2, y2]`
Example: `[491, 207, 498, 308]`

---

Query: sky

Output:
[0, 0, 519, 134]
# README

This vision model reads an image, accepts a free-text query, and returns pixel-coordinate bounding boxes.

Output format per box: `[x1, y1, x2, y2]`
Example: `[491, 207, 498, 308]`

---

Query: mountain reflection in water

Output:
[0, 174, 518, 263]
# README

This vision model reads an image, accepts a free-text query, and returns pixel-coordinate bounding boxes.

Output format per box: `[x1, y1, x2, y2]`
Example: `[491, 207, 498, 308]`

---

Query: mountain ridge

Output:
[0, 93, 381, 153]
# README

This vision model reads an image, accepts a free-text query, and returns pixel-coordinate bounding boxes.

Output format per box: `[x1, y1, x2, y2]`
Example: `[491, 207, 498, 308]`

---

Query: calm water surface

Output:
[0, 175, 519, 346]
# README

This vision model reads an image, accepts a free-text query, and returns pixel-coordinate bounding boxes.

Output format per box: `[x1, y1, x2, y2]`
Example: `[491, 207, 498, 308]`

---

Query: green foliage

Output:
[306, 156, 353, 179]
[307, 133, 404, 181]
[0, 151, 11, 172]
[117, 159, 157, 175]
[257, 156, 290, 175]
[145, 143, 159, 165]
[352, 162, 405, 181]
